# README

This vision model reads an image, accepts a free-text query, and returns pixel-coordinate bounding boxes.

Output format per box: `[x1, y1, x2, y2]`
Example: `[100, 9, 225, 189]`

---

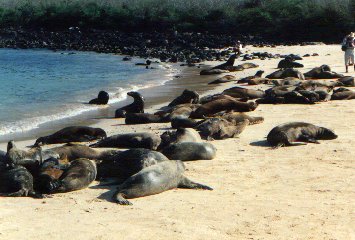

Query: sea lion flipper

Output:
[178, 177, 213, 190]
[113, 192, 132, 205]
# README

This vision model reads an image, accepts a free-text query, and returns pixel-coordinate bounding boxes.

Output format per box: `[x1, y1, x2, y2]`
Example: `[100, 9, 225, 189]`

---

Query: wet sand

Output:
[0, 45, 354, 240]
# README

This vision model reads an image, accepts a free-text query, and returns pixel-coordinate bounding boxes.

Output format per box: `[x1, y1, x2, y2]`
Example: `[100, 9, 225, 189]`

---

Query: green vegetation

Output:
[0, 0, 354, 41]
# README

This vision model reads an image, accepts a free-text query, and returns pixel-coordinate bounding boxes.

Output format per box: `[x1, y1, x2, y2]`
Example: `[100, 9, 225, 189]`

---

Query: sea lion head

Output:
[127, 91, 144, 102]
[94, 128, 107, 139]
[317, 127, 338, 140]
[34, 137, 47, 147]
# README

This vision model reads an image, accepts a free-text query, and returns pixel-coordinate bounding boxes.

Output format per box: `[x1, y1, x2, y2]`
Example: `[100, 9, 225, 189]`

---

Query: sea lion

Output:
[90, 132, 161, 150]
[237, 70, 265, 84]
[266, 68, 305, 80]
[238, 62, 259, 69]
[155, 104, 200, 121]
[6, 141, 60, 168]
[199, 94, 237, 104]
[112, 160, 212, 205]
[34, 158, 65, 193]
[304, 65, 331, 78]
[212, 54, 238, 70]
[49, 143, 120, 161]
[277, 57, 304, 69]
[190, 99, 258, 119]
[196, 118, 249, 140]
[222, 87, 265, 99]
[337, 76, 355, 87]
[0, 165, 44, 198]
[35, 126, 107, 146]
[331, 89, 355, 100]
[159, 128, 201, 150]
[48, 159, 97, 193]
[97, 148, 169, 180]
[208, 75, 237, 84]
[125, 112, 166, 124]
[171, 117, 199, 129]
[115, 92, 145, 118]
[200, 69, 230, 75]
[283, 91, 319, 104]
[168, 89, 199, 107]
[272, 78, 304, 86]
[161, 142, 216, 161]
[88, 91, 109, 105]
[267, 122, 337, 148]
[221, 112, 264, 125]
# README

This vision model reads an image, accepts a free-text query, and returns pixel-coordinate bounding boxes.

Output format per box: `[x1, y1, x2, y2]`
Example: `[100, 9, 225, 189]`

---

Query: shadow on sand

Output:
[249, 140, 270, 147]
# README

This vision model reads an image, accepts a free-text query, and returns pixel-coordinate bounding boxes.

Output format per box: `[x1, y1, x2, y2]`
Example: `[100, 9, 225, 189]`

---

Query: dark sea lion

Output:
[222, 87, 265, 99]
[161, 142, 216, 161]
[168, 89, 199, 107]
[48, 159, 97, 193]
[315, 71, 344, 79]
[190, 99, 258, 119]
[265, 86, 298, 97]
[90, 132, 161, 150]
[156, 104, 201, 121]
[159, 128, 201, 150]
[212, 54, 238, 70]
[238, 62, 259, 69]
[331, 89, 355, 100]
[272, 78, 304, 86]
[237, 70, 265, 84]
[221, 112, 264, 125]
[113, 160, 212, 205]
[89, 91, 109, 105]
[208, 75, 237, 84]
[304, 65, 331, 78]
[199, 94, 237, 104]
[0, 150, 7, 162]
[35, 158, 65, 193]
[267, 122, 337, 148]
[97, 148, 168, 180]
[0, 165, 44, 198]
[266, 68, 305, 80]
[171, 117, 199, 129]
[283, 91, 319, 104]
[337, 76, 354, 86]
[196, 118, 249, 140]
[115, 91, 145, 118]
[125, 112, 165, 124]
[200, 69, 230, 75]
[49, 143, 120, 161]
[277, 58, 304, 69]
[6, 141, 60, 168]
[35, 126, 107, 146]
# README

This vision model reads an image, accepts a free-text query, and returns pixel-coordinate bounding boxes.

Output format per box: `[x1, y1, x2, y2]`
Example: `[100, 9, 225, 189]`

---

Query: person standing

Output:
[342, 32, 355, 73]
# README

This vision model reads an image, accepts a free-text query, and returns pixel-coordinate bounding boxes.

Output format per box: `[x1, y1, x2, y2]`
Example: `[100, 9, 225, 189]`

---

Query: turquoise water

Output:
[0, 49, 173, 137]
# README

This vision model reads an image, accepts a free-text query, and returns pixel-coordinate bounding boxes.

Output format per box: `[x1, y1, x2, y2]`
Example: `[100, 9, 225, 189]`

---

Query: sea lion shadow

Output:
[91, 182, 118, 202]
[249, 140, 270, 147]
[159, 127, 172, 131]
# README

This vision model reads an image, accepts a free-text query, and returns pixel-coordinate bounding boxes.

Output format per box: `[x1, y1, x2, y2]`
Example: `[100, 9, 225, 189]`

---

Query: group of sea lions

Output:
[1, 51, 343, 205]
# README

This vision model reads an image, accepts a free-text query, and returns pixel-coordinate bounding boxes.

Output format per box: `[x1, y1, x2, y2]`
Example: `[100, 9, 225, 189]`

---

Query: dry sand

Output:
[0, 45, 354, 240]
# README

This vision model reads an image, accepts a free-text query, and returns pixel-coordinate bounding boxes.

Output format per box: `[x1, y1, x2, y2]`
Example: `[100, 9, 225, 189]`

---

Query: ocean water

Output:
[0, 49, 174, 138]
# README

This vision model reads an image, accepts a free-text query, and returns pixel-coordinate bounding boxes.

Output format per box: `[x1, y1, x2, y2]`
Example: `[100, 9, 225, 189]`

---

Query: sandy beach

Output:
[0, 44, 354, 240]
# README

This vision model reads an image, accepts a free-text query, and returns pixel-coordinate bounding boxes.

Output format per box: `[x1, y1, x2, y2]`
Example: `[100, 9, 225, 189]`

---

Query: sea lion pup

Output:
[222, 87, 265, 99]
[48, 159, 96, 193]
[221, 112, 264, 125]
[237, 70, 265, 84]
[266, 68, 305, 80]
[171, 116, 199, 129]
[267, 122, 337, 148]
[190, 99, 258, 119]
[196, 118, 249, 140]
[159, 128, 201, 150]
[208, 75, 237, 84]
[88, 91, 109, 105]
[34, 158, 65, 194]
[6, 141, 60, 167]
[112, 160, 213, 205]
[331, 88, 355, 100]
[90, 132, 161, 150]
[34, 126, 107, 146]
[161, 142, 217, 161]
[168, 89, 199, 107]
[97, 148, 169, 180]
[49, 143, 120, 161]
[125, 112, 166, 124]
[115, 91, 145, 118]
[0, 165, 44, 198]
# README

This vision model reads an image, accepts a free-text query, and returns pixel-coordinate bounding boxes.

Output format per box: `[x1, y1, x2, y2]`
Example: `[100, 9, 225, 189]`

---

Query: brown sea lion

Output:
[237, 70, 265, 84]
[112, 160, 212, 205]
[266, 68, 305, 80]
[125, 113, 166, 124]
[222, 87, 265, 99]
[267, 122, 337, 148]
[208, 75, 237, 84]
[221, 112, 264, 125]
[331, 89, 355, 100]
[89, 91, 109, 105]
[35, 126, 107, 146]
[168, 89, 199, 107]
[190, 99, 258, 119]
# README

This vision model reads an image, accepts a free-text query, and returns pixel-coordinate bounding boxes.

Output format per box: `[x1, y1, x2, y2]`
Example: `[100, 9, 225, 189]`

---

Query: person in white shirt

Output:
[342, 32, 355, 73]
